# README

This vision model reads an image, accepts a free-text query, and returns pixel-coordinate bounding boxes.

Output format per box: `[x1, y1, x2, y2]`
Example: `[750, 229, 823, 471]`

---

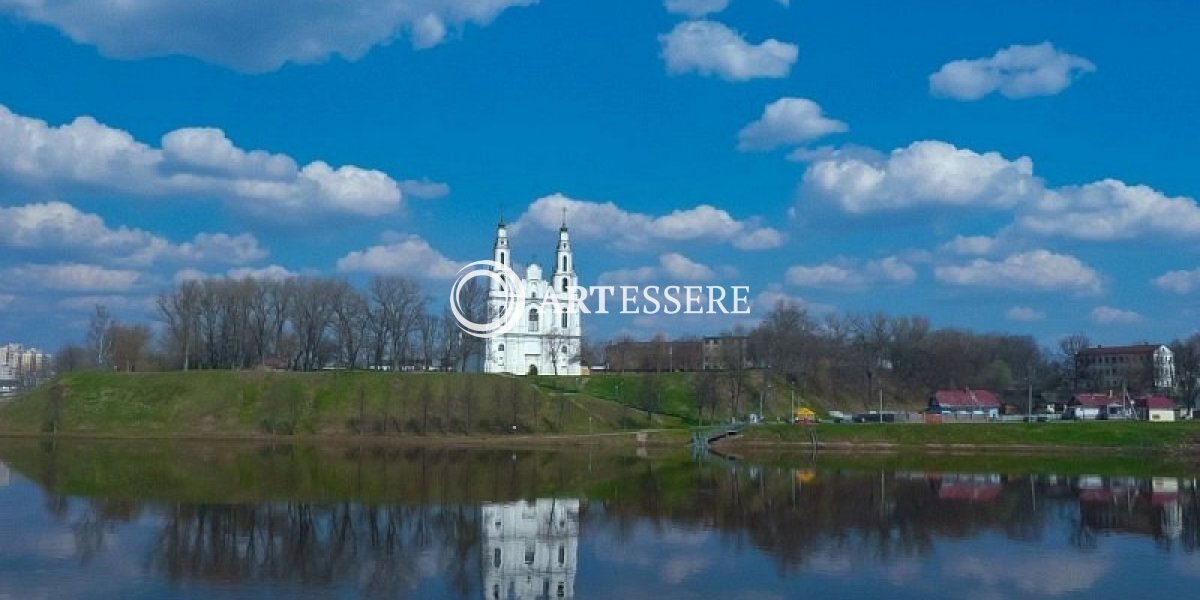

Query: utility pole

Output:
[790, 387, 795, 425]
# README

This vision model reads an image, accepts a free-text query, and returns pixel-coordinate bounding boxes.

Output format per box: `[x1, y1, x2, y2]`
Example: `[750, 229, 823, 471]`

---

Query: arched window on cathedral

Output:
[528, 308, 539, 332]
[561, 256, 567, 271]
[497, 344, 505, 352]
[561, 278, 567, 292]
[499, 251, 506, 265]
[561, 308, 568, 329]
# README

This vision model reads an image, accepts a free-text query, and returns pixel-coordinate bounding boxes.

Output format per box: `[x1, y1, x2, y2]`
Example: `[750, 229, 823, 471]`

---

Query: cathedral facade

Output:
[483, 220, 582, 376]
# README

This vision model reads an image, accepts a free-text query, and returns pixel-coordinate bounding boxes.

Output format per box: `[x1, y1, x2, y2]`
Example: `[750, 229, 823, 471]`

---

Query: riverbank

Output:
[726, 422, 1200, 453]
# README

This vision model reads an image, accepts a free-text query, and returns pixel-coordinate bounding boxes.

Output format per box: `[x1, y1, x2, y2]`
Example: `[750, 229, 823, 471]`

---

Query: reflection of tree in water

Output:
[13, 441, 1200, 591]
[149, 502, 479, 598]
[592, 462, 1181, 574]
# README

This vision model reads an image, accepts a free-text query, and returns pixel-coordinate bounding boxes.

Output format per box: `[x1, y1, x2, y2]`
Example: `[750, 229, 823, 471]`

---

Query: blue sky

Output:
[1, 0, 1199, 350]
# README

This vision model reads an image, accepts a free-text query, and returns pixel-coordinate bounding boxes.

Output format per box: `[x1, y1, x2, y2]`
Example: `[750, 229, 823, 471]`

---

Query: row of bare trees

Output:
[152, 275, 485, 372]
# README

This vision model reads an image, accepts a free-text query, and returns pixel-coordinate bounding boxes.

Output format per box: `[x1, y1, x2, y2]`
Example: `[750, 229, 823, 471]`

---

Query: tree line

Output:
[56, 275, 486, 373]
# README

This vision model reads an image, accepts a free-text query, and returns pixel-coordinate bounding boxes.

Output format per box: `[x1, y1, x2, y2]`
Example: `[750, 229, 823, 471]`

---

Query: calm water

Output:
[1, 442, 1199, 599]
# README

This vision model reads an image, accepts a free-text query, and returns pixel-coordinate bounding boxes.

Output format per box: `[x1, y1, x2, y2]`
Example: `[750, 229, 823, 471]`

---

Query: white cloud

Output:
[0, 201, 266, 266]
[175, 233, 268, 265]
[0, 0, 537, 72]
[1, 263, 142, 292]
[0, 105, 404, 218]
[399, 178, 451, 200]
[664, 0, 728, 18]
[934, 250, 1102, 294]
[1005, 306, 1045, 322]
[226, 265, 297, 281]
[802, 140, 1038, 214]
[737, 98, 848, 152]
[1154, 269, 1200, 295]
[930, 42, 1096, 100]
[802, 138, 1200, 248]
[785, 256, 915, 291]
[336, 234, 462, 279]
[597, 253, 717, 285]
[1090, 305, 1142, 325]
[514, 193, 785, 250]
[0, 294, 13, 309]
[939, 234, 999, 256]
[659, 20, 797, 82]
[1016, 179, 1200, 241]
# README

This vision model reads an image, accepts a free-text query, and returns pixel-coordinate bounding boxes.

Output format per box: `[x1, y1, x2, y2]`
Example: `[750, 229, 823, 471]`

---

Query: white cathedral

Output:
[483, 218, 582, 376]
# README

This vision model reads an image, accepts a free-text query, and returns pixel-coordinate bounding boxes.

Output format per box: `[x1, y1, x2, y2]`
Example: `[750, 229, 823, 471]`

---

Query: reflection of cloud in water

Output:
[661, 555, 712, 584]
[1171, 553, 1200, 578]
[951, 554, 1110, 596]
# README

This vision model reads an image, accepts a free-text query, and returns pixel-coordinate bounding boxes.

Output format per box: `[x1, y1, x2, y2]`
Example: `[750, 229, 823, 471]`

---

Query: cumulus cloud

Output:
[785, 256, 915, 291]
[226, 265, 298, 281]
[659, 20, 797, 81]
[0, 105, 404, 218]
[803, 137, 1200, 249]
[399, 178, 451, 200]
[930, 42, 1096, 100]
[1016, 179, 1200, 241]
[939, 234, 999, 256]
[664, 0, 729, 18]
[934, 250, 1102, 294]
[0, 201, 266, 266]
[737, 97, 848, 152]
[1090, 306, 1142, 325]
[1005, 305, 1045, 322]
[597, 253, 717, 285]
[514, 193, 784, 251]
[802, 140, 1039, 214]
[336, 234, 462, 279]
[1154, 269, 1200, 294]
[0, 0, 537, 72]
[1, 263, 142, 292]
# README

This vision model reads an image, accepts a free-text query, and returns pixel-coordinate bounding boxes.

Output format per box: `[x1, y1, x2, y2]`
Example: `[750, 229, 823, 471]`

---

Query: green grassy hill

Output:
[0, 370, 685, 438]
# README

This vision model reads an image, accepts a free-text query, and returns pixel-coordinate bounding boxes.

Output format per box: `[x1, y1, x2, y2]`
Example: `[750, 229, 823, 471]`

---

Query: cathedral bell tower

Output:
[553, 209, 576, 296]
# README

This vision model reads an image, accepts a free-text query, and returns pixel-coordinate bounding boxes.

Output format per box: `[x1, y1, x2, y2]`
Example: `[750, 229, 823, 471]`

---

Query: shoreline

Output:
[3, 429, 1197, 456]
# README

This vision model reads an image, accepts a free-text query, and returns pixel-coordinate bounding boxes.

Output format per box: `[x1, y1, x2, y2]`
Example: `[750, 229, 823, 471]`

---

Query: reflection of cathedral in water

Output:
[481, 498, 579, 600]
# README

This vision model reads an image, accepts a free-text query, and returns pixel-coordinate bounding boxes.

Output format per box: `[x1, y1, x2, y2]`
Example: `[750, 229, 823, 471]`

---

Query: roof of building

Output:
[931, 389, 1000, 409]
[1136, 395, 1175, 410]
[1069, 393, 1126, 408]
[1078, 344, 1164, 357]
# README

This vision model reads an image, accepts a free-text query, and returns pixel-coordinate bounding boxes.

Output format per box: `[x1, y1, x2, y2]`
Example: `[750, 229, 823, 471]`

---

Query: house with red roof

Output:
[927, 389, 1000, 419]
[1135, 395, 1176, 422]
[1067, 392, 1131, 420]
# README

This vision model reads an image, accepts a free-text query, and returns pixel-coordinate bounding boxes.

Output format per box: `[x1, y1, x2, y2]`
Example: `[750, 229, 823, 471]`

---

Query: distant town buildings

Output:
[481, 498, 579, 600]
[1076, 344, 1174, 392]
[605, 336, 751, 372]
[0, 343, 51, 393]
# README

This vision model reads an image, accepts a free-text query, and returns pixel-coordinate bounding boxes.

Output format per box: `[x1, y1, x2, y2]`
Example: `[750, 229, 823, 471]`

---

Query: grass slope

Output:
[0, 370, 682, 437]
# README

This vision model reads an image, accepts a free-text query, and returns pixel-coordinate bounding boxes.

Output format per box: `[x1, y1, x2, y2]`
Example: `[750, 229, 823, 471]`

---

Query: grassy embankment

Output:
[0, 370, 686, 439]
[6, 370, 1200, 453]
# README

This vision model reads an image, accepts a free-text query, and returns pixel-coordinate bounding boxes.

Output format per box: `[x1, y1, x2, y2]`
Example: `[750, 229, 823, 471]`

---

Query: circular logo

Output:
[449, 260, 526, 338]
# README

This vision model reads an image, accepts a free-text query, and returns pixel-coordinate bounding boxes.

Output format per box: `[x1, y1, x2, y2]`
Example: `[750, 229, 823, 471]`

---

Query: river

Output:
[0, 440, 1197, 599]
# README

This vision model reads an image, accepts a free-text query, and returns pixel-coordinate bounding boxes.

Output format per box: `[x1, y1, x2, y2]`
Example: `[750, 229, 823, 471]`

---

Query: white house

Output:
[481, 498, 579, 600]
[483, 219, 582, 376]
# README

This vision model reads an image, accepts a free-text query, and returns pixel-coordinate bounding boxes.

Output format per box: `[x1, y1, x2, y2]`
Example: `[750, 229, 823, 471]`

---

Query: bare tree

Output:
[87, 305, 114, 368]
